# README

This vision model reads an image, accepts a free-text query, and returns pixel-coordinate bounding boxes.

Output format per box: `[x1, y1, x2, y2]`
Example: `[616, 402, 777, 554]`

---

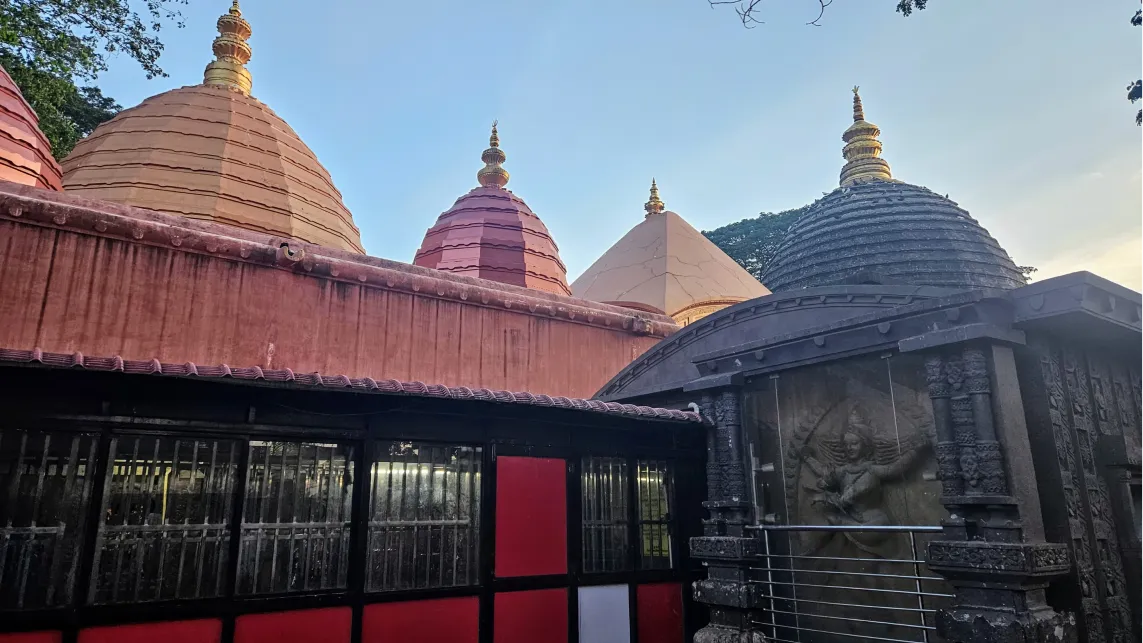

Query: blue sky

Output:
[94, 0, 1142, 289]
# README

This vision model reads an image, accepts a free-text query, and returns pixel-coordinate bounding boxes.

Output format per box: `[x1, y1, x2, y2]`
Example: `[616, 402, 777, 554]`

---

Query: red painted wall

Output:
[494, 589, 568, 643]
[0, 633, 61, 643]
[234, 608, 350, 643]
[77, 620, 221, 643]
[363, 597, 479, 643]
[495, 456, 567, 577]
[636, 583, 684, 643]
[0, 185, 676, 399]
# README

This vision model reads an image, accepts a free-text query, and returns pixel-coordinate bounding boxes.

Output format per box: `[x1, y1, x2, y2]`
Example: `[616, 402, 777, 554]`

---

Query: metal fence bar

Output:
[760, 607, 937, 631]
[750, 626, 929, 643]
[753, 577, 954, 599]
[747, 524, 943, 533]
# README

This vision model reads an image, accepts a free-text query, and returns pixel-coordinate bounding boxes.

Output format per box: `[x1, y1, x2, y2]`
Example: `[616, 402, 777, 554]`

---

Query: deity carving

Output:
[799, 407, 930, 557]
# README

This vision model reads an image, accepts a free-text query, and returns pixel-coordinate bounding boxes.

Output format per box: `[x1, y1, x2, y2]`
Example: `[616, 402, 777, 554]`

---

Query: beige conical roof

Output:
[571, 182, 770, 325]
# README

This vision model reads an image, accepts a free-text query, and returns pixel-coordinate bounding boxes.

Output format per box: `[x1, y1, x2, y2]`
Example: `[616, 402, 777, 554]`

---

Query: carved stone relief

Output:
[1034, 340, 1137, 643]
[742, 354, 948, 643]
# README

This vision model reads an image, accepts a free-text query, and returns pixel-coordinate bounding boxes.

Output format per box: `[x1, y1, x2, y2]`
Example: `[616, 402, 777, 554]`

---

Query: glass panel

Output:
[0, 430, 97, 610]
[365, 442, 481, 592]
[578, 584, 630, 643]
[581, 456, 629, 573]
[237, 441, 355, 595]
[90, 436, 239, 604]
[636, 460, 673, 570]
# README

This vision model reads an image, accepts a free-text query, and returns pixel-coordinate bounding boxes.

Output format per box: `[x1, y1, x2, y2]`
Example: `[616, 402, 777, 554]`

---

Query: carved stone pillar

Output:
[690, 386, 767, 643]
[920, 344, 1077, 643]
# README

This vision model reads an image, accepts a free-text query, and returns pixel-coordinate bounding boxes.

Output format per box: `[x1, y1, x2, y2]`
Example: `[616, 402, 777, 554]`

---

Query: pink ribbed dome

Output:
[414, 124, 570, 296]
[0, 65, 62, 190]
[413, 185, 570, 295]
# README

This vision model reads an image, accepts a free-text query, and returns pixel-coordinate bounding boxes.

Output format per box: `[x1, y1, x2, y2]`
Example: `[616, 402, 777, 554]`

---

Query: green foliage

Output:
[895, 1, 928, 17]
[0, 0, 187, 159]
[1131, 7, 1141, 126]
[702, 206, 808, 281]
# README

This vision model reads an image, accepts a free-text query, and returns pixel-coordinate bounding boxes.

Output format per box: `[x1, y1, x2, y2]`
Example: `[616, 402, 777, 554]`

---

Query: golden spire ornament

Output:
[839, 86, 893, 187]
[203, 0, 253, 95]
[645, 178, 665, 217]
[476, 121, 510, 189]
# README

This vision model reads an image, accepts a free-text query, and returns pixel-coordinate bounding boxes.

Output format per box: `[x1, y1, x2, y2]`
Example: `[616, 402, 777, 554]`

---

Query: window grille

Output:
[365, 442, 481, 592]
[581, 456, 630, 573]
[237, 441, 355, 595]
[0, 430, 98, 610]
[636, 460, 674, 570]
[90, 437, 239, 604]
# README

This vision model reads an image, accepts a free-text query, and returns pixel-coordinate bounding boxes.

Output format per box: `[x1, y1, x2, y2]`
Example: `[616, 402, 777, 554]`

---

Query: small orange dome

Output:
[59, 1, 363, 253]
[0, 65, 63, 191]
[414, 124, 570, 296]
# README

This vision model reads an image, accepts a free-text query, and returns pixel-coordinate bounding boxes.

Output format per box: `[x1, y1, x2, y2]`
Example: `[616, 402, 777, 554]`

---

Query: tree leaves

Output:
[702, 207, 808, 281]
[0, 1, 186, 158]
[1131, 7, 1141, 126]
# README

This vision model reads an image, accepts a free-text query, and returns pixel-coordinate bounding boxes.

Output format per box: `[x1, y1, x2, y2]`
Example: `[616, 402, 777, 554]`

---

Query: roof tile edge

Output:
[0, 347, 702, 424]
[0, 182, 678, 338]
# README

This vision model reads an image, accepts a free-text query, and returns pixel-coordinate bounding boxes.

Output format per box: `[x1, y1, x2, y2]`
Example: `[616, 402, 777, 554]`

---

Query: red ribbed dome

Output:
[0, 65, 62, 190]
[414, 185, 571, 295]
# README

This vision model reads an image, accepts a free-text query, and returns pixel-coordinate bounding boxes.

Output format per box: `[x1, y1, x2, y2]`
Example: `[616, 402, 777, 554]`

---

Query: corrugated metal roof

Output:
[0, 347, 703, 424]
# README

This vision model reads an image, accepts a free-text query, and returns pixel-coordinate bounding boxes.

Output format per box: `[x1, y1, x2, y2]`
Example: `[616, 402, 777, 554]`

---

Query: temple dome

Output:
[59, 2, 364, 253]
[414, 123, 571, 296]
[764, 88, 1025, 292]
[0, 65, 63, 190]
[572, 180, 770, 325]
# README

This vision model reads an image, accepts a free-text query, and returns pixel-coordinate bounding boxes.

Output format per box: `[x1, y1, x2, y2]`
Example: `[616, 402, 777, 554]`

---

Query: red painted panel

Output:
[234, 607, 350, 643]
[636, 583, 684, 643]
[363, 596, 479, 643]
[0, 633, 61, 643]
[495, 456, 567, 577]
[77, 620, 221, 643]
[494, 589, 568, 643]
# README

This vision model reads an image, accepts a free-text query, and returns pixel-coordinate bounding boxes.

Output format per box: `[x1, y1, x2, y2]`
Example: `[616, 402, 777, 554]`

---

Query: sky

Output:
[93, 0, 1143, 290]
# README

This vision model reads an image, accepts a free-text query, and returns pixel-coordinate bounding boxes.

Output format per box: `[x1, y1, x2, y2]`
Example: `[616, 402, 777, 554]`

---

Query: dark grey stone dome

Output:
[764, 180, 1026, 292]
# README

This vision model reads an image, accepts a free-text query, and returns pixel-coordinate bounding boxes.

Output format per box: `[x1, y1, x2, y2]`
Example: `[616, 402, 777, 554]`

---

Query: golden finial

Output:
[645, 178, 665, 217]
[203, 0, 253, 95]
[477, 121, 509, 189]
[839, 86, 892, 187]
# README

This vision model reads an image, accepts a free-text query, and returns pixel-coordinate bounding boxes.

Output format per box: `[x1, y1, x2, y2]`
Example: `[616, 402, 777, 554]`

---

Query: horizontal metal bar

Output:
[759, 606, 936, 631]
[100, 524, 228, 533]
[750, 621, 929, 643]
[749, 577, 955, 599]
[0, 526, 67, 536]
[760, 632, 926, 643]
[368, 520, 473, 528]
[240, 522, 350, 529]
[751, 566, 943, 582]
[748, 524, 943, 533]
[755, 552, 926, 565]
[767, 594, 937, 614]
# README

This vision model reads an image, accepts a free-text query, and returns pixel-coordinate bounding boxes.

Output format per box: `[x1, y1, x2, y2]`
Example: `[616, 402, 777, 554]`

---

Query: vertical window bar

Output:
[365, 442, 482, 592]
[238, 441, 354, 595]
[636, 459, 675, 570]
[581, 456, 631, 573]
[1, 431, 98, 610]
[88, 436, 237, 604]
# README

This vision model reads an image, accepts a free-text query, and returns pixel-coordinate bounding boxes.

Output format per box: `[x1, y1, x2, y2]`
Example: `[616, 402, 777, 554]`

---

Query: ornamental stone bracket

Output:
[907, 337, 1078, 643]
[687, 380, 767, 643]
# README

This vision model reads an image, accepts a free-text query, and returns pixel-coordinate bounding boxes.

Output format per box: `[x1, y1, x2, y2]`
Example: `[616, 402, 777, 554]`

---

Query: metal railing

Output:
[745, 524, 950, 643]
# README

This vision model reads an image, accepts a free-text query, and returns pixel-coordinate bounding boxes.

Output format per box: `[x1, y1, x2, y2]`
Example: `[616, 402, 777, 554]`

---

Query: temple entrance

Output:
[742, 353, 954, 643]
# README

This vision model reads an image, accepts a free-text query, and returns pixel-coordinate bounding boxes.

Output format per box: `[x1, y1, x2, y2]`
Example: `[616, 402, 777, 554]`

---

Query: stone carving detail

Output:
[923, 348, 1010, 500]
[927, 540, 1071, 573]
[799, 407, 930, 534]
[1036, 340, 1136, 643]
